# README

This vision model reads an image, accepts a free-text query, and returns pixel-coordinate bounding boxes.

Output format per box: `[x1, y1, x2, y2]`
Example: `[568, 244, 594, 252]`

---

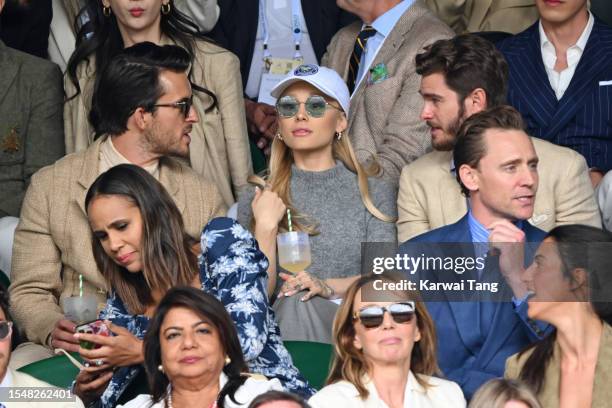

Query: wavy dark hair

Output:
[415, 34, 509, 108]
[518, 225, 612, 393]
[89, 41, 191, 137]
[144, 286, 248, 407]
[66, 0, 217, 110]
[85, 164, 198, 314]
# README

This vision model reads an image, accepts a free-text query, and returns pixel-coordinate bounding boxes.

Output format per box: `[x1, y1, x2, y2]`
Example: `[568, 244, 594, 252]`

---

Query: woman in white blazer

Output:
[309, 275, 465, 408]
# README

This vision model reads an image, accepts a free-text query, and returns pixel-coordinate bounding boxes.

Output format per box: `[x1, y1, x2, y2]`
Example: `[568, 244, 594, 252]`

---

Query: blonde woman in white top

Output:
[309, 275, 465, 408]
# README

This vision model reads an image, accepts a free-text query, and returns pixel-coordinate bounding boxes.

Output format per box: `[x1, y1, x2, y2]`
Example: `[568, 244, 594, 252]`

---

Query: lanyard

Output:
[259, 0, 303, 61]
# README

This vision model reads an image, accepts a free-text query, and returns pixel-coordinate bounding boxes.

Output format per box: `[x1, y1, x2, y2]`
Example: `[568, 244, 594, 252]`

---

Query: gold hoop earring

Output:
[161, 2, 171, 15]
[102, 5, 111, 17]
[276, 131, 283, 141]
[336, 131, 343, 141]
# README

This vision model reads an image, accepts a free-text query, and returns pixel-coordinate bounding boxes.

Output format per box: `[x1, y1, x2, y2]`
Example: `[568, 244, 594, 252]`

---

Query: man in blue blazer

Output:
[497, 0, 612, 187]
[399, 105, 548, 399]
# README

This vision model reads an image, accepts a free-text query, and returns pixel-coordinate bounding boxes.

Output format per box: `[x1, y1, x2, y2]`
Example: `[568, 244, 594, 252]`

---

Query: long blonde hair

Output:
[469, 379, 542, 408]
[249, 90, 395, 234]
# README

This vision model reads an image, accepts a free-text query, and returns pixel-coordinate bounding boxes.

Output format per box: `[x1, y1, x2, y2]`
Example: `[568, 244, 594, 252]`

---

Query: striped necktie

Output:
[348, 26, 377, 94]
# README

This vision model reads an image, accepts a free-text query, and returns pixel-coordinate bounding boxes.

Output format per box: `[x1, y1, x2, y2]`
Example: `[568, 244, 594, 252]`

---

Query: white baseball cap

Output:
[271, 64, 350, 114]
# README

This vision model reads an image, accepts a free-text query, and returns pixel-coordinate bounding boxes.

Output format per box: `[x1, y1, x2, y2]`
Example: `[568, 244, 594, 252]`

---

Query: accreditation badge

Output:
[258, 57, 304, 105]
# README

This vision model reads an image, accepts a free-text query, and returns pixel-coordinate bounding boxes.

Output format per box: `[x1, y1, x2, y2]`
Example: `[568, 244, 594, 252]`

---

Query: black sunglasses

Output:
[153, 96, 194, 118]
[0, 321, 13, 340]
[276, 95, 342, 118]
[353, 302, 416, 329]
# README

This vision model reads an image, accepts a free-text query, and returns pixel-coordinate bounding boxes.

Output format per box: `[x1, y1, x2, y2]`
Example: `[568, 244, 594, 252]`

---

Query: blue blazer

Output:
[399, 215, 547, 399]
[497, 18, 612, 172]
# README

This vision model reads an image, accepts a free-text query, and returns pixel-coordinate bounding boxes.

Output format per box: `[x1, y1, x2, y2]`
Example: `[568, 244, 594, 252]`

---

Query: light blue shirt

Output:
[467, 211, 490, 278]
[468, 210, 528, 305]
[354, 0, 415, 93]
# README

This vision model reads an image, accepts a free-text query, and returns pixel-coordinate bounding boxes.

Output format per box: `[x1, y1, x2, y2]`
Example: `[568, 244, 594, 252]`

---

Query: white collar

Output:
[539, 11, 594, 53]
[362, 371, 426, 407]
[0, 368, 13, 388]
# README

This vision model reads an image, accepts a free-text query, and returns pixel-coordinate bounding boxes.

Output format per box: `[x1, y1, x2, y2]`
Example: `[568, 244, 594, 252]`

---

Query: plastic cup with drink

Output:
[277, 209, 311, 275]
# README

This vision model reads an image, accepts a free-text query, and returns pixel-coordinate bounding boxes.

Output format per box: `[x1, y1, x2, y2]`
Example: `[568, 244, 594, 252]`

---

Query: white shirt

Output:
[0, 368, 13, 388]
[245, 0, 318, 99]
[539, 12, 594, 100]
[309, 371, 466, 408]
[354, 0, 415, 94]
[118, 373, 283, 408]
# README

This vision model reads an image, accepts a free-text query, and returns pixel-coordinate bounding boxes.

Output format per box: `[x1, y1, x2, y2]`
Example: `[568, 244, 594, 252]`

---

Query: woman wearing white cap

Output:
[236, 64, 397, 343]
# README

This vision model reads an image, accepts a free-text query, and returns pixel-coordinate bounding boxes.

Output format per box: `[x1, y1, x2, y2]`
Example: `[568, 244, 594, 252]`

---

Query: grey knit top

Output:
[237, 162, 397, 284]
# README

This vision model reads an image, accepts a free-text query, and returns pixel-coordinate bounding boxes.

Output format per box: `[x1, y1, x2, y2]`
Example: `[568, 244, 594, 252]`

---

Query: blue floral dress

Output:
[98, 218, 314, 407]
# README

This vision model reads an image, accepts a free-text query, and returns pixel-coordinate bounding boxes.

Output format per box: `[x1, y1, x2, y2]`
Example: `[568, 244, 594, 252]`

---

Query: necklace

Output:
[166, 390, 218, 408]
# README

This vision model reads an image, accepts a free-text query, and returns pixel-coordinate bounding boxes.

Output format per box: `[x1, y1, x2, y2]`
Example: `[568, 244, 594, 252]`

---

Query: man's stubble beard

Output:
[433, 103, 466, 152]
[143, 121, 189, 159]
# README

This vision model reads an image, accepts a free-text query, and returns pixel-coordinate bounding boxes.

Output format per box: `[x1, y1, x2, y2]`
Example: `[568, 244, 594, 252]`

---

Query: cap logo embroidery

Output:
[294, 64, 318, 76]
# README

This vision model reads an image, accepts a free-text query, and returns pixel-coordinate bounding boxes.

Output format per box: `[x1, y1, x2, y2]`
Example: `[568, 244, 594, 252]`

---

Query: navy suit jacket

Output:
[497, 18, 612, 171]
[398, 215, 547, 399]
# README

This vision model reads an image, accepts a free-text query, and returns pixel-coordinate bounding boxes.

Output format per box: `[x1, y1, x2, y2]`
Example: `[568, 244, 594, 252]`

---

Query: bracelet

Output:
[323, 281, 335, 299]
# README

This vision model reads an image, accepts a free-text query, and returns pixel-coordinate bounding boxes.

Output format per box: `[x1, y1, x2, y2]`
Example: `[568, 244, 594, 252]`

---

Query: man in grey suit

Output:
[322, 0, 453, 183]
[0, 0, 64, 276]
[0, 0, 64, 218]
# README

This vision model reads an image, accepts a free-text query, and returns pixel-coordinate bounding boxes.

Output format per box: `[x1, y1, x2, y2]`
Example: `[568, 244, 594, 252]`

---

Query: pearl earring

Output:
[224, 356, 231, 365]
[158, 364, 164, 373]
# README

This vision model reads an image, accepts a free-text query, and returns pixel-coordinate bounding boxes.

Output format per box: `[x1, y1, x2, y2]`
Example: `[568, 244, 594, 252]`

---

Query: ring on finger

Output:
[95, 359, 104, 367]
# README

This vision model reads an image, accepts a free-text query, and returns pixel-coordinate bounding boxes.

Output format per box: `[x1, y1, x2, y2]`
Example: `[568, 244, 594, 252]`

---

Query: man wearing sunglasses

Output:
[322, 0, 454, 183]
[0, 289, 83, 406]
[399, 106, 551, 399]
[9, 42, 225, 368]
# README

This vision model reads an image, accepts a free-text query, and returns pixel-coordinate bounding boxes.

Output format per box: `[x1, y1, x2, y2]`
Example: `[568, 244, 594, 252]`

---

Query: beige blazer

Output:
[63, 37, 252, 206]
[1, 369, 84, 407]
[397, 137, 602, 242]
[425, 0, 539, 34]
[9, 137, 226, 347]
[505, 322, 612, 407]
[322, 1, 454, 183]
[309, 372, 466, 408]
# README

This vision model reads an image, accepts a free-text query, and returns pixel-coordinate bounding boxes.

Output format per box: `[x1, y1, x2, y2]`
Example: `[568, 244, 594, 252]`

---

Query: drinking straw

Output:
[287, 209, 293, 232]
[79, 274, 83, 297]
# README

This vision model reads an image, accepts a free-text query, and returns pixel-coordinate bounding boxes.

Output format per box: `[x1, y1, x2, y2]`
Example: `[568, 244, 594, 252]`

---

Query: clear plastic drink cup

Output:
[277, 231, 311, 275]
[62, 296, 98, 324]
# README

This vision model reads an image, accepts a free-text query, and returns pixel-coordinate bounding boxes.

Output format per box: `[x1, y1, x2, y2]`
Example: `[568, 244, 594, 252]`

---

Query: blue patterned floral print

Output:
[97, 218, 314, 407]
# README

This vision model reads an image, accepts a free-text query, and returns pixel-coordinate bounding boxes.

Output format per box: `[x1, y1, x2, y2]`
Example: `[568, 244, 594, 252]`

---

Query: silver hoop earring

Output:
[102, 5, 111, 16]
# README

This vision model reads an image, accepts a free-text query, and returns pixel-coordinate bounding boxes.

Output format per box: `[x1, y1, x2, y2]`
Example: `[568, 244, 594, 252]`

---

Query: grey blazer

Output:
[322, 1, 453, 183]
[0, 40, 64, 217]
